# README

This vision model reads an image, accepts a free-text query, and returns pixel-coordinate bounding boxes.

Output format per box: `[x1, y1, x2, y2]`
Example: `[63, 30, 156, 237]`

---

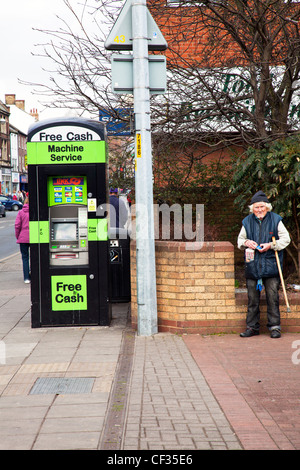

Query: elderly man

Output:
[238, 191, 290, 338]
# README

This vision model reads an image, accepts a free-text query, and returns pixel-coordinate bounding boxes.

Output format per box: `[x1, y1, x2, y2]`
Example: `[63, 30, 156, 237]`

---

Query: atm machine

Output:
[27, 118, 111, 327]
[48, 177, 89, 267]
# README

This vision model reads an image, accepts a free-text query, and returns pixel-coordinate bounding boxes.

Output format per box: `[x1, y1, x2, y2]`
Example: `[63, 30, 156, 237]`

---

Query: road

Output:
[0, 210, 19, 261]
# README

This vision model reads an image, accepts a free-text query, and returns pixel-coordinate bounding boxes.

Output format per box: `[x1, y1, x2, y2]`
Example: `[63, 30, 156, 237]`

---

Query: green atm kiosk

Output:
[27, 118, 111, 327]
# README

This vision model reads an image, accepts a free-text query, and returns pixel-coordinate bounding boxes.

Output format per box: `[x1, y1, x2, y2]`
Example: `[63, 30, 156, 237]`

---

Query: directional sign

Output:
[99, 108, 133, 136]
[105, 0, 167, 51]
[111, 54, 167, 94]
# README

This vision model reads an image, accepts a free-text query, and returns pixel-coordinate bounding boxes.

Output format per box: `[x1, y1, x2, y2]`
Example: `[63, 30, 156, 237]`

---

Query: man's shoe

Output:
[240, 328, 259, 338]
[270, 329, 281, 338]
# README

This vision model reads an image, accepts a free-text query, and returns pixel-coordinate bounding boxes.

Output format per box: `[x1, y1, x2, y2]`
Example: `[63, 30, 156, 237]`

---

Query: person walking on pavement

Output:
[237, 190, 290, 338]
[15, 193, 31, 284]
[17, 190, 24, 203]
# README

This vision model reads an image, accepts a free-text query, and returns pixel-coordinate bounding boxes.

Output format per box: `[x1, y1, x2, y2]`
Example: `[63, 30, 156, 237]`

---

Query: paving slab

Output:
[122, 334, 242, 450]
[0, 254, 128, 450]
[184, 332, 300, 450]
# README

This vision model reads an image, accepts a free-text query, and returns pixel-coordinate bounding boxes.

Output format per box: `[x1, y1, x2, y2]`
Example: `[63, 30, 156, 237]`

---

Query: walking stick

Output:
[272, 236, 291, 312]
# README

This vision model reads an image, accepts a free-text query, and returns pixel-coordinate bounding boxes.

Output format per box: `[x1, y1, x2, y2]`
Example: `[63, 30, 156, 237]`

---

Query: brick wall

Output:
[130, 241, 300, 334]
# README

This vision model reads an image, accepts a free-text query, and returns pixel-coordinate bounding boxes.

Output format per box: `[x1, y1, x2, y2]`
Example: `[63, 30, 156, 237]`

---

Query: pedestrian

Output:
[109, 188, 128, 229]
[15, 193, 30, 284]
[237, 190, 290, 338]
[17, 190, 24, 203]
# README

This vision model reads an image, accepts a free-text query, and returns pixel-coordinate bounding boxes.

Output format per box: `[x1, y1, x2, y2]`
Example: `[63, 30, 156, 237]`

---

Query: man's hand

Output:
[245, 239, 258, 249]
[258, 242, 272, 252]
[245, 240, 272, 252]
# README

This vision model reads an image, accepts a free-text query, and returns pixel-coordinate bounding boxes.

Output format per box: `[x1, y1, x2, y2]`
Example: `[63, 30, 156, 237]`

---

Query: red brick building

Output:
[146, 1, 300, 253]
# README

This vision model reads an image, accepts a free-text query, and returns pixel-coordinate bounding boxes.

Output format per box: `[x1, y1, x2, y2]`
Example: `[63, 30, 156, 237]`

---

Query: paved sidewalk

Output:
[0, 252, 299, 451]
[0, 253, 127, 450]
[123, 334, 241, 450]
[183, 333, 300, 450]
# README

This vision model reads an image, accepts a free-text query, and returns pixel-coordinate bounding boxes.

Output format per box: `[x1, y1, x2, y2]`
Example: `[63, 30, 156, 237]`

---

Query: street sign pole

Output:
[105, 0, 167, 336]
[132, 0, 158, 336]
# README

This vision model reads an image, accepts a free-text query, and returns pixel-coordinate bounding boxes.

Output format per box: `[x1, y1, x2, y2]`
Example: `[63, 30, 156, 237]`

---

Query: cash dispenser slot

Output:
[52, 253, 78, 259]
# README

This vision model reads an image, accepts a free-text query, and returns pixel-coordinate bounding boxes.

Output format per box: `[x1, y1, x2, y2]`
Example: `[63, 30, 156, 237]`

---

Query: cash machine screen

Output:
[53, 222, 77, 241]
[48, 176, 89, 266]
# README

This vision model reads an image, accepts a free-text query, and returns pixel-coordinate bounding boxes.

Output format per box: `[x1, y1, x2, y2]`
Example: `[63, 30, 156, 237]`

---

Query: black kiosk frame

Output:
[27, 118, 111, 327]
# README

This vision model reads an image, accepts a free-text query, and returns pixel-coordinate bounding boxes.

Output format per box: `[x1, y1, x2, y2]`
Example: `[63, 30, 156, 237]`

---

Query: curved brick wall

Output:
[130, 241, 300, 334]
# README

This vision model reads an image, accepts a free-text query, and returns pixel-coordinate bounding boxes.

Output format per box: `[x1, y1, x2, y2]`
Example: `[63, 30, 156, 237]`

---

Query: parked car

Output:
[0, 201, 5, 217]
[0, 195, 23, 211]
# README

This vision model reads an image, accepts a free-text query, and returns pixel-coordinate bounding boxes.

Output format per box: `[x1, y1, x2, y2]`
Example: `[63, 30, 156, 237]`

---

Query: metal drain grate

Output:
[30, 377, 95, 395]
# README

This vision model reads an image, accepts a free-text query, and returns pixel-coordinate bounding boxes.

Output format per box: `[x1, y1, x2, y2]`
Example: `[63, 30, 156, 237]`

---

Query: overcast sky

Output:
[0, 0, 103, 120]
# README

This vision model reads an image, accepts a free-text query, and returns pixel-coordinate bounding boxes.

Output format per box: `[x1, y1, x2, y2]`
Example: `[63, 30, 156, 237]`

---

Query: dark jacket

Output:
[109, 195, 128, 228]
[242, 211, 283, 279]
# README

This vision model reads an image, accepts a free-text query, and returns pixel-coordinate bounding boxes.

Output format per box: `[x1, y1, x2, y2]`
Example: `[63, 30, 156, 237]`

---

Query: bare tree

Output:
[27, 0, 128, 119]
[28, 1, 300, 143]
[149, 0, 300, 149]
[25, 0, 300, 201]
